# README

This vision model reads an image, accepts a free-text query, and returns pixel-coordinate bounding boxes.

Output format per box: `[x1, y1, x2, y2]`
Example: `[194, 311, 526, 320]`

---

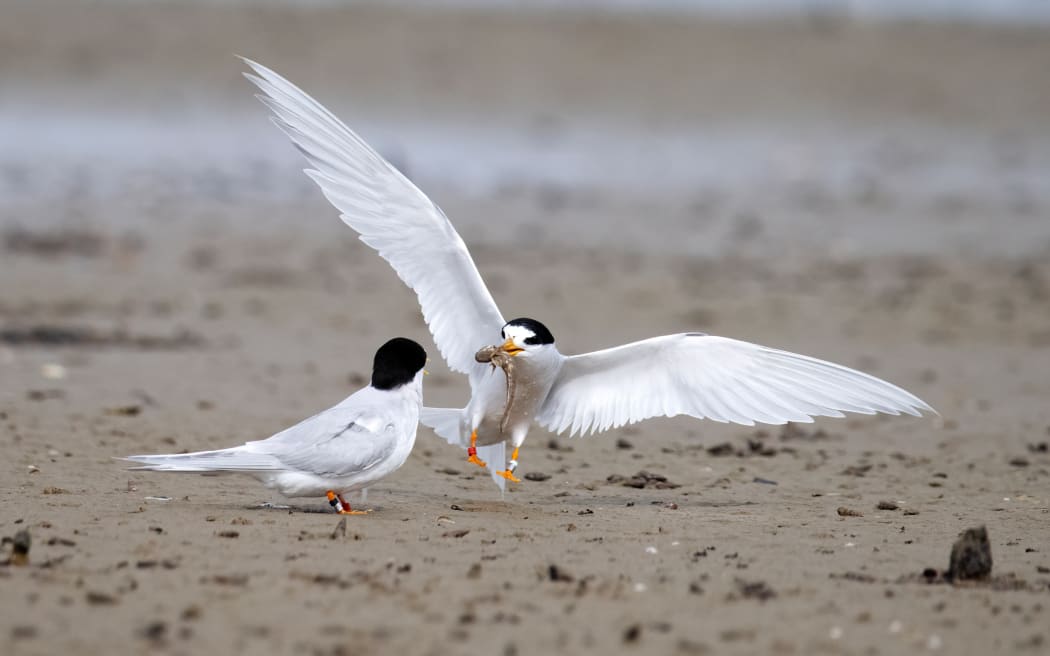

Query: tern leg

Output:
[466, 429, 487, 467]
[497, 446, 522, 483]
[327, 491, 370, 515]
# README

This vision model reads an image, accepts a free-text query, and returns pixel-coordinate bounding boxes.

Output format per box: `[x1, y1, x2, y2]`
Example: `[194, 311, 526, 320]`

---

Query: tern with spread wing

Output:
[124, 338, 427, 513]
[242, 59, 934, 491]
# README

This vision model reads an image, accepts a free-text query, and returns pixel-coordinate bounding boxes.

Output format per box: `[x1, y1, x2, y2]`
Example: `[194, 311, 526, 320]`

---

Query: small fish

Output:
[475, 345, 516, 434]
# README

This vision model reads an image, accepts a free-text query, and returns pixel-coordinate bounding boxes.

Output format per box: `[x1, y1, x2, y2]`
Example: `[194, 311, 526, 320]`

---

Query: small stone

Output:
[623, 624, 642, 644]
[5, 530, 31, 566]
[140, 621, 167, 642]
[548, 564, 574, 582]
[706, 442, 735, 457]
[735, 578, 776, 601]
[948, 526, 993, 581]
[837, 507, 863, 517]
[524, 472, 551, 482]
[877, 501, 899, 511]
[85, 591, 117, 605]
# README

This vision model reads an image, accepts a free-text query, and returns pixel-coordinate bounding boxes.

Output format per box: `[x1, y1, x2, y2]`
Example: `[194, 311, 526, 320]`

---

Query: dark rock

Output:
[706, 442, 735, 457]
[623, 624, 642, 644]
[734, 578, 776, 601]
[2, 529, 31, 566]
[140, 621, 167, 642]
[948, 526, 993, 581]
[612, 470, 680, 490]
[877, 500, 900, 510]
[841, 464, 873, 477]
[85, 591, 118, 605]
[524, 472, 551, 482]
[548, 564, 574, 583]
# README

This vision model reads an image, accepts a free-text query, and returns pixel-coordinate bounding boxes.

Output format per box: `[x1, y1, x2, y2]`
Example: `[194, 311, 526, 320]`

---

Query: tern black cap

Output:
[372, 338, 427, 390]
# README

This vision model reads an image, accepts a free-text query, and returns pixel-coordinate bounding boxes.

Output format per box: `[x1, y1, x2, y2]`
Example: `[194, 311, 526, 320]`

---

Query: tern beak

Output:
[500, 338, 524, 357]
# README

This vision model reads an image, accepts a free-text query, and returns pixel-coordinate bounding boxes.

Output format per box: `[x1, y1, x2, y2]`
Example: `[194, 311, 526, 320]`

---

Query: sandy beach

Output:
[2, 2, 1049, 654]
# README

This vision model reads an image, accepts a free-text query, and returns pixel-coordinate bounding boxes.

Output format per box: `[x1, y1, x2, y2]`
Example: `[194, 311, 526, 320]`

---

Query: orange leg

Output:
[327, 490, 370, 515]
[497, 447, 522, 483]
[466, 430, 487, 468]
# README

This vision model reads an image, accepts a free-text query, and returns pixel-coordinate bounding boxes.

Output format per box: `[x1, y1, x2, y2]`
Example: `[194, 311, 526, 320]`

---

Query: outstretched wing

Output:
[538, 333, 934, 437]
[242, 58, 505, 374]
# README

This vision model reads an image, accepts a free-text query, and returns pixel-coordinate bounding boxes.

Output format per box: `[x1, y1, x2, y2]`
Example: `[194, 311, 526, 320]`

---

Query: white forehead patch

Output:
[503, 324, 536, 344]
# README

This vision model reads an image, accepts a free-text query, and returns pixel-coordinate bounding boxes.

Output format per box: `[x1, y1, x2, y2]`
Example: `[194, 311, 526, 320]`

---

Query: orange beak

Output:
[500, 338, 524, 356]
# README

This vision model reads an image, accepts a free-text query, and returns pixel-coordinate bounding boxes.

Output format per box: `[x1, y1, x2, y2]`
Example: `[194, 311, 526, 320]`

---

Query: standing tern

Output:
[124, 338, 427, 513]
[241, 59, 934, 491]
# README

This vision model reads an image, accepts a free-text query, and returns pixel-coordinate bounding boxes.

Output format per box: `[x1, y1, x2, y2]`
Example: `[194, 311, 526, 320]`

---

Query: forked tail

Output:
[122, 447, 277, 472]
[419, 407, 464, 446]
[420, 407, 507, 494]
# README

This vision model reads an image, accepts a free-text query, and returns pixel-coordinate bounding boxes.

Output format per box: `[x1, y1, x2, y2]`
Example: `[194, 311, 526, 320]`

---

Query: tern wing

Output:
[537, 333, 934, 437]
[246, 403, 395, 478]
[242, 58, 505, 374]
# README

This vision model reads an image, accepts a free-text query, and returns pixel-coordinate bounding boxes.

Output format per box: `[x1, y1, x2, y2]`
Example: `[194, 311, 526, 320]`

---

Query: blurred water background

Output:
[3, 0, 1049, 259]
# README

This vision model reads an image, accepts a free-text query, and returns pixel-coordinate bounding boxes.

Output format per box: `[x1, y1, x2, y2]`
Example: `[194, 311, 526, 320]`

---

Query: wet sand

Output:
[2, 3, 1050, 655]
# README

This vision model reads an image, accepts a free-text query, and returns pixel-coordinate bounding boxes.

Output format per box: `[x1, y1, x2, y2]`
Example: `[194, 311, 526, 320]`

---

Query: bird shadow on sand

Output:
[246, 503, 374, 515]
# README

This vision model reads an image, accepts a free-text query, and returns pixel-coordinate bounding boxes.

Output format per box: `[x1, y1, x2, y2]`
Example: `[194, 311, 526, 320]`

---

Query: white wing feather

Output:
[125, 403, 394, 476]
[241, 58, 504, 374]
[245, 405, 394, 477]
[538, 334, 935, 437]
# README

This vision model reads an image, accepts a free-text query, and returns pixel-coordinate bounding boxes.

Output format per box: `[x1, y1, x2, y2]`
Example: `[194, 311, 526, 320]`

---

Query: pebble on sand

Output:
[948, 526, 993, 581]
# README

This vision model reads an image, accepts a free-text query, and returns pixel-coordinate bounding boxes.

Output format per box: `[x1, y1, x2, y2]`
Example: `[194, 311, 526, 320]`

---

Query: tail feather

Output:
[122, 447, 279, 472]
[476, 442, 507, 495]
[421, 407, 507, 495]
[420, 407, 465, 446]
